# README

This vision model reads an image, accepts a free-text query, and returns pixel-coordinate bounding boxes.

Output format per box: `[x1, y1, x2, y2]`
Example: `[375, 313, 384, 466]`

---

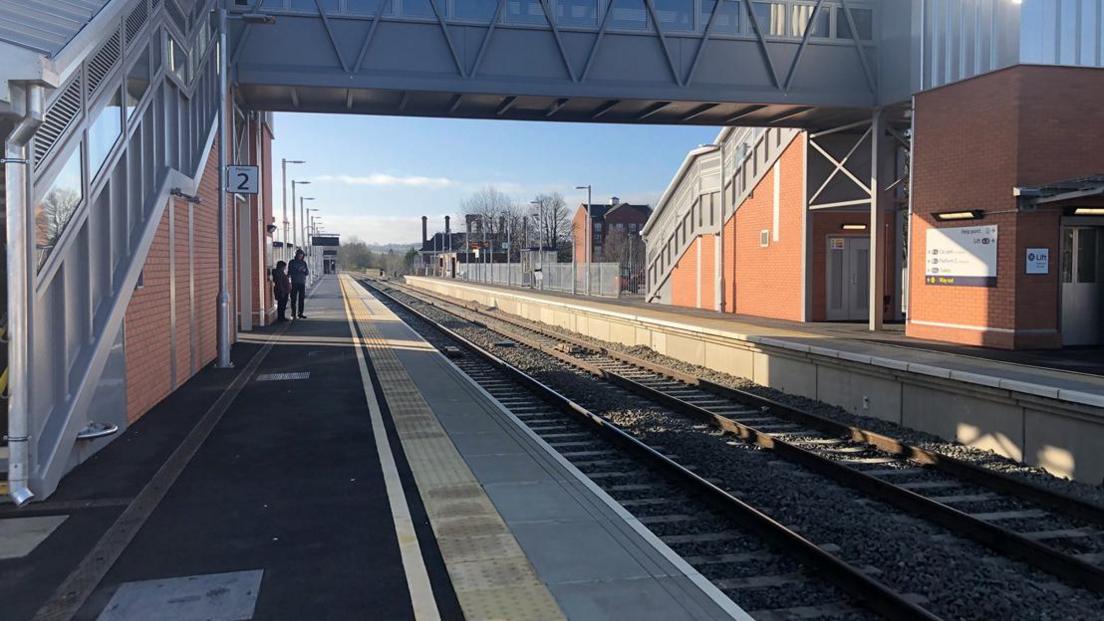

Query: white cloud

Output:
[314, 173, 455, 189]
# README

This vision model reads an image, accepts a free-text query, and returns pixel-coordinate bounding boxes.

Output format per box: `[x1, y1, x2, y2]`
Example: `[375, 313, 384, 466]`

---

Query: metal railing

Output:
[453, 261, 627, 298]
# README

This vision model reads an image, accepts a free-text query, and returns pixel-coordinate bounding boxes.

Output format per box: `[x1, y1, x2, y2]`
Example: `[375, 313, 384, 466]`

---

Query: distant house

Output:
[571, 197, 652, 264]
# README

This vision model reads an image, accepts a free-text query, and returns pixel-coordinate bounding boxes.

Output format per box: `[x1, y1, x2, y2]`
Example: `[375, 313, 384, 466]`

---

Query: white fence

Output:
[456, 262, 624, 298]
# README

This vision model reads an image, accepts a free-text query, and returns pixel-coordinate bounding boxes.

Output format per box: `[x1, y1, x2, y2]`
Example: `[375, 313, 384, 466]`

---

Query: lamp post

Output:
[303, 202, 317, 282]
[281, 159, 305, 260]
[291, 179, 310, 251]
[530, 199, 544, 290]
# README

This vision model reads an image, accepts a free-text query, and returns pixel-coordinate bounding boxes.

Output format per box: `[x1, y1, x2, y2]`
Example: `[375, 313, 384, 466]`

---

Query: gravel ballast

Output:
[379, 282, 1104, 621]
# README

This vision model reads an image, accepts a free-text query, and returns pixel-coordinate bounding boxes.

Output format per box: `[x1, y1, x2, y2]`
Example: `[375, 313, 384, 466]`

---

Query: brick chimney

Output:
[421, 216, 428, 245]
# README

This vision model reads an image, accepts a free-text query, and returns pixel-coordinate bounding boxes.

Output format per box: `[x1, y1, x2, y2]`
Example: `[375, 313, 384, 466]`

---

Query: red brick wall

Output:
[728, 135, 806, 321]
[907, 65, 1104, 348]
[124, 211, 173, 422]
[124, 135, 235, 421]
[572, 207, 587, 264]
[670, 237, 701, 308]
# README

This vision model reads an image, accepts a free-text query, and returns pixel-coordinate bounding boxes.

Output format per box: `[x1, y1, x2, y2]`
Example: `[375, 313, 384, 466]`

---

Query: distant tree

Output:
[530, 192, 572, 249]
[601, 228, 644, 267]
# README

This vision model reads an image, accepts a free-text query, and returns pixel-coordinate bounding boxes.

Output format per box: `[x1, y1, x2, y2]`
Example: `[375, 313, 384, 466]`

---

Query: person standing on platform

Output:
[272, 261, 291, 322]
[288, 249, 310, 319]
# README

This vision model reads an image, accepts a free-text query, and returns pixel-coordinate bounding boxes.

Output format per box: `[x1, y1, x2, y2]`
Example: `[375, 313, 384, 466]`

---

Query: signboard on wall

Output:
[924, 225, 998, 286]
[1025, 248, 1049, 274]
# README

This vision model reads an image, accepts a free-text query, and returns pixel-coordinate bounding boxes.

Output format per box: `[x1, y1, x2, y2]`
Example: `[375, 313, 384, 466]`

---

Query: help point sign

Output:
[924, 225, 998, 286]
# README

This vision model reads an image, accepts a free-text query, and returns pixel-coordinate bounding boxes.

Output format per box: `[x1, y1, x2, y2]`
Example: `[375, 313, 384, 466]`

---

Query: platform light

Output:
[1073, 207, 1104, 216]
[841, 223, 867, 231]
[933, 210, 984, 221]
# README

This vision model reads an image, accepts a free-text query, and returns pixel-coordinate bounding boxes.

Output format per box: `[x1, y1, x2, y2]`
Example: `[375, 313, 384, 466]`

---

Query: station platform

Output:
[0, 275, 744, 621]
[404, 276, 1104, 485]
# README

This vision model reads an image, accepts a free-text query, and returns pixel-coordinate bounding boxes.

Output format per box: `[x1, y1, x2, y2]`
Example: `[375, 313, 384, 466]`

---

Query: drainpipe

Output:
[3, 83, 45, 506]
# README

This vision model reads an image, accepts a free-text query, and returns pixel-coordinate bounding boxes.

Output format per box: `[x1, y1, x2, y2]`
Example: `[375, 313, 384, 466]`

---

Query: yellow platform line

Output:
[340, 275, 565, 621]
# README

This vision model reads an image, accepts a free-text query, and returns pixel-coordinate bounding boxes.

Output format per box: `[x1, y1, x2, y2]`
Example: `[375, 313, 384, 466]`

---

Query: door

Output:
[826, 236, 870, 321]
[1061, 226, 1103, 345]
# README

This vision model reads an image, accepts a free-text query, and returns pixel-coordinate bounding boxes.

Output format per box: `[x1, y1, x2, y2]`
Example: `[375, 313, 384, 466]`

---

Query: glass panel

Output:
[829, 244, 843, 309]
[1077, 228, 1098, 283]
[557, 0, 597, 27]
[455, 0, 497, 20]
[347, 0, 387, 15]
[506, 0, 547, 24]
[88, 91, 123, 178]
[790, 3, 827, 37]
[1062, 227, 1074, 283]
[701, 0, 740, 34]
[35, 145, 84, 269]
[169, 36, 188, 82]
[751, 2, 785, 36]
[610, 0, 649, 30]
[287, 0, 338, 11]
[837, 6, 872, 40]
[401, 0, 436, 17]
[654, 0, 693, 31]
[126, 47, 151, 119]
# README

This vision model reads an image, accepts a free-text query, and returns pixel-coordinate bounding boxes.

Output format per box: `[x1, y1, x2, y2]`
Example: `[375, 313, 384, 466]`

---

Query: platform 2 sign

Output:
[924, 225, 998, 287]
[225, 165, 259, 195]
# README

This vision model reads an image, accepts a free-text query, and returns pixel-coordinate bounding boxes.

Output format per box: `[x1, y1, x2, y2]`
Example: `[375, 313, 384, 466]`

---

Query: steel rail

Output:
[384, 279, 1104, 594]
[364, 279, 941, 621]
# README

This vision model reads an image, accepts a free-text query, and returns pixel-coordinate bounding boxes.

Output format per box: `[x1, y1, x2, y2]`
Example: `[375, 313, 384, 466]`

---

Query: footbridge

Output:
[0, 0, 1087, 503]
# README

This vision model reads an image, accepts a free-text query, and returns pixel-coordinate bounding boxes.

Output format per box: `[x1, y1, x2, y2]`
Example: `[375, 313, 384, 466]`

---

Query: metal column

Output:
[869, 107, 886, 331]
[216, 8, 233, 368]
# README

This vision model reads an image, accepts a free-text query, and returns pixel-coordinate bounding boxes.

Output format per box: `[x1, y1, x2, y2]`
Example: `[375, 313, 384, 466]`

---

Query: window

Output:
[790, 3, 828, 37]
[654, 0, 693, 32]
[629, 223, 638, 232]
[455, 0, 497, 20]
[557, 0, 598, 27]
[400, 0, 436, 18]
[506, 0, 546, 24]
[594, 222, 603, 232]
[1078, 229, 1099, 283]
[35, 145, 83, 269]
[287, 0, 338, 11]
[125, 46, 151, 119]
[168, 36, 188, 82]
[610, 0, 649, 30]
[88, 91, 123, 178]
[347, 0, 388, 14]
[751, 2, 785, 37]
[701, 0, 741, 34]
[836, 6, 872, 40]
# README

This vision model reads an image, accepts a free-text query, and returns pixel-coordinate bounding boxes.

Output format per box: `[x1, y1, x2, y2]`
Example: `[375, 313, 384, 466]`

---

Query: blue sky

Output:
[270, 113, 718, 245]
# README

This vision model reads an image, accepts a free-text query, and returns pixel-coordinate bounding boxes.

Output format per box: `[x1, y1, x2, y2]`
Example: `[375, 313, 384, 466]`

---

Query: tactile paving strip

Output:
[344, 278, 565, 621]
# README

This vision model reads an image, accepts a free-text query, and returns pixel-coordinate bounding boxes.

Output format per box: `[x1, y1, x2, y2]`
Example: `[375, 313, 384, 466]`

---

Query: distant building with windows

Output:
[572, 198, 652, 264]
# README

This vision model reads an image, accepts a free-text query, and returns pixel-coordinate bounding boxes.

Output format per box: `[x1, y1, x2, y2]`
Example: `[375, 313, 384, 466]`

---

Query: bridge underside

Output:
[236, 84, 874, 128]
[229, 3, 902, 129]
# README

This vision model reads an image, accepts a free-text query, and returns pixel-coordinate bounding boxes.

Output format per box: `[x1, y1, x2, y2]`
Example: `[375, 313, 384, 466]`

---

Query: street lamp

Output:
[575, 184, 592, 295]
[530, 199, 545, 290]
[291, 180, 311, 251]
[281, 159, 305, 259]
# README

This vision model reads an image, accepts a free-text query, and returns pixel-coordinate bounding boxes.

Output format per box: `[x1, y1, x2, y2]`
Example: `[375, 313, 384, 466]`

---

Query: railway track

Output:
[361, 279, 936, 621]
[368, 278, 1104, 617]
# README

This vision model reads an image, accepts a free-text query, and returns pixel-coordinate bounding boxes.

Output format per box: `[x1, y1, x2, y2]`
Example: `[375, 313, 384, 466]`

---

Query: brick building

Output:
[645, 67, 1104, 350]
[571, 198, 652, 264]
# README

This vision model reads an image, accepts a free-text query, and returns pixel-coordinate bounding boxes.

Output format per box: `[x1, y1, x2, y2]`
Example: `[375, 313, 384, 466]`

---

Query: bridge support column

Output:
[869, 107, 887, 331]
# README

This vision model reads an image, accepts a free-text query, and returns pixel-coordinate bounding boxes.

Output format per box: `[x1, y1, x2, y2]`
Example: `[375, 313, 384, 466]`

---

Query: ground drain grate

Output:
[255, 372, 310, 382]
